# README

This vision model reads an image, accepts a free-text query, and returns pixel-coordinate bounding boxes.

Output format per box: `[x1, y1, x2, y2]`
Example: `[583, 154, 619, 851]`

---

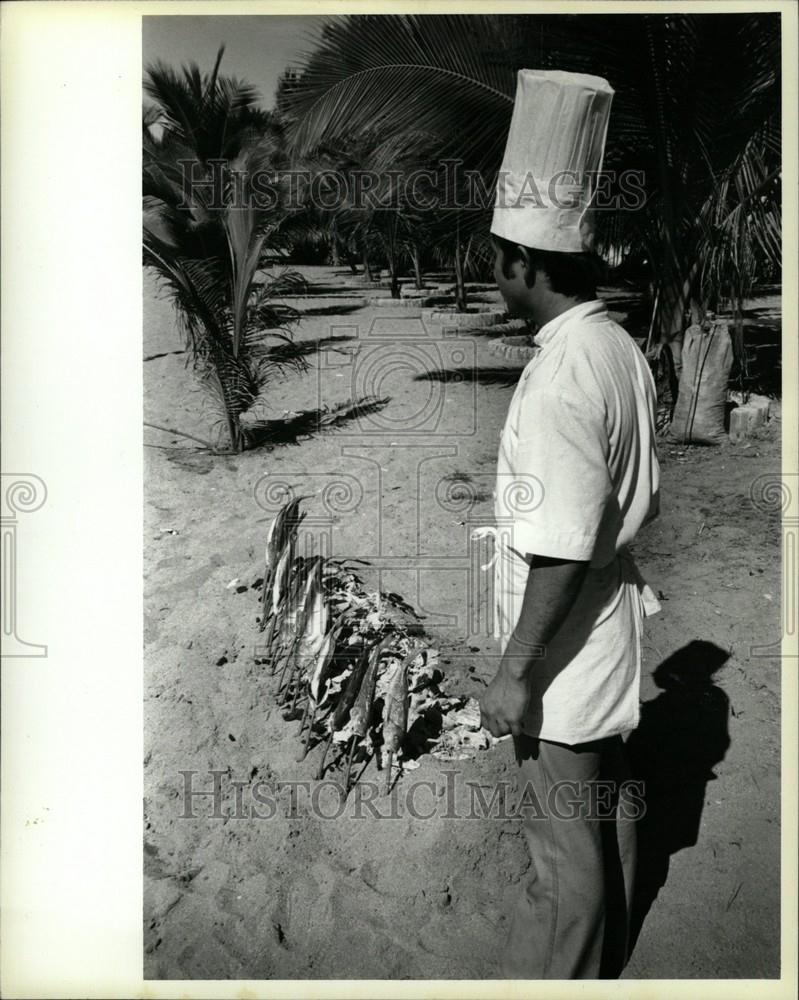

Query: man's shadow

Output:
[625, 640, 731, 956]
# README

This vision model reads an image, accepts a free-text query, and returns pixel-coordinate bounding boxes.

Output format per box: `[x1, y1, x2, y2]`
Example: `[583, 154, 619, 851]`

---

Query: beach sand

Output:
[143, 266, 781, 979]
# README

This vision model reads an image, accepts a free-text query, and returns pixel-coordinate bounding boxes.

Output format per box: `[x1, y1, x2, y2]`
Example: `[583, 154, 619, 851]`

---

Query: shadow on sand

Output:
[245, 396, 391, 448]
[269, 334, 359, 360]
[626, 640, 731, 957]
[298, 304, 366, 317]
[414, 366, 524, 387]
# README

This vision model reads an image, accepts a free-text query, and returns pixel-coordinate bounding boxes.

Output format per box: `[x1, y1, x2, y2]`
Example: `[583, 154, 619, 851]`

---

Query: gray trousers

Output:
[501, 734, 637, 979]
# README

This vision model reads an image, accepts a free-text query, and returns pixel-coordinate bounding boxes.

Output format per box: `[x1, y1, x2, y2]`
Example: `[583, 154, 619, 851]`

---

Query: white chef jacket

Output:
[491, 299, 660, 745]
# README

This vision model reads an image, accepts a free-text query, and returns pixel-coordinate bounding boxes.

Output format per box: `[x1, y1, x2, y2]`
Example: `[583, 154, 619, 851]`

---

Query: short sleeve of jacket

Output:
[507, 377, 612, 561]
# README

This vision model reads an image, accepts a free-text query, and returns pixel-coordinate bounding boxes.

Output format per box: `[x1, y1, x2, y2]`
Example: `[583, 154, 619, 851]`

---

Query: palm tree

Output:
[359, 132, 442, 297]
[305, 132, 385, 284]
[283, 13, 781, 354]
[283, 129, 436, 296]
[143, 49, 305, 452]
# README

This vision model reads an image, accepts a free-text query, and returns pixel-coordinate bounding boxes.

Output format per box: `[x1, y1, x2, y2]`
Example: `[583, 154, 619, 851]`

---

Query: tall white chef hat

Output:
[491, 69, 614, 253]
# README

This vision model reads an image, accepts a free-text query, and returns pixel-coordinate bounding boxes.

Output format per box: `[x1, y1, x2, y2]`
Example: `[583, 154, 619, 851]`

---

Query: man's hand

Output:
[479, 664, 532, 738]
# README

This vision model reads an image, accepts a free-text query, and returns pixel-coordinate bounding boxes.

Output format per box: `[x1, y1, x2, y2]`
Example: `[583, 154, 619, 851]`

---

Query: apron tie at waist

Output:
[618, 548, 662, 617]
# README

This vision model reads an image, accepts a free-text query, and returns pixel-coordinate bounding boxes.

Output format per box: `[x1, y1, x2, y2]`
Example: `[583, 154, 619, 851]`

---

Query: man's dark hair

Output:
[493, 236, 605, 301]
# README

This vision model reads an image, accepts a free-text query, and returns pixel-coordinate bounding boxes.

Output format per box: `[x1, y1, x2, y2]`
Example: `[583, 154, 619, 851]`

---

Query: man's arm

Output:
[479, 555, 588, 738]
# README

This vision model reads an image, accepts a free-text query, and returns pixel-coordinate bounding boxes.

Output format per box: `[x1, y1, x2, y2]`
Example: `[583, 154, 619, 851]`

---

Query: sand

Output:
[144, 265, 781, 979]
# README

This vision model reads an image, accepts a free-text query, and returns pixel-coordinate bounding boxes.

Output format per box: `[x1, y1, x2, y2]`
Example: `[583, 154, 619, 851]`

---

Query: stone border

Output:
[425, 309, 506, 329]
[487, 336, 540, 362]
[367, 296, 436, 308]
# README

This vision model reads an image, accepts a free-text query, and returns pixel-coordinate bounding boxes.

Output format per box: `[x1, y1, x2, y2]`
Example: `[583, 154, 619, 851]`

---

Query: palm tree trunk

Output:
[216, 353, 258, 453]
[361, 242, 372, 281]
[645, 18, 689, 368]
[388, 247, 399, 298]
[411, 245, 423, 290]
[330, 220, 343, 267]
[387, 218, 400, 298]
[224, 409, 241, 452]
[658, 282, 686, 374]
[454, 240, 468, 312]
[223, 384, 245, 452]
[658, 262, 700, 377]
[346, 238, 358, 273]
[730, 300, 747, 396]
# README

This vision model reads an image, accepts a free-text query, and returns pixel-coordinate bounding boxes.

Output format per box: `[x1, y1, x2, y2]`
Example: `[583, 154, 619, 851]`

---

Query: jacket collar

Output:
[534, 299, 607, 346]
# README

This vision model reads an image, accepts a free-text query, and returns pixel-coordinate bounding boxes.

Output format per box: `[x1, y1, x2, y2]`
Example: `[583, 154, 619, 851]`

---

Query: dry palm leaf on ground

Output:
[255, 497, 493, 792]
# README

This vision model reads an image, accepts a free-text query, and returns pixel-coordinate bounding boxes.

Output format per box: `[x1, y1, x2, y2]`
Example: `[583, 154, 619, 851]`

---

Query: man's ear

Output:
[516, 245, 536, 287]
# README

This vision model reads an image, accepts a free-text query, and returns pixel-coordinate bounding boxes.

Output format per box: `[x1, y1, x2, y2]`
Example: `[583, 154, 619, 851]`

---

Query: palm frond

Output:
[143, 50, 305, 450]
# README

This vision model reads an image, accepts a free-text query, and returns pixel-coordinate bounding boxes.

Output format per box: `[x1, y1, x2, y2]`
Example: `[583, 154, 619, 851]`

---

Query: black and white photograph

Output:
[1, 2, 796, 996]
[140, 8, 787, 982]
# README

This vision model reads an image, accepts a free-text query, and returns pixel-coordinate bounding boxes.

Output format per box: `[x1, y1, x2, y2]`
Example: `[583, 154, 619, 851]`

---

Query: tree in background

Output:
[282, 13, 781, 356]
[143, 49, 305, 452]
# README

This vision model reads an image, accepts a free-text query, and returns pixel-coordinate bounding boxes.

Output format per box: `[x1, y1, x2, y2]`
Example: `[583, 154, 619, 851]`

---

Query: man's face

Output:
[494, 244, 533, 317]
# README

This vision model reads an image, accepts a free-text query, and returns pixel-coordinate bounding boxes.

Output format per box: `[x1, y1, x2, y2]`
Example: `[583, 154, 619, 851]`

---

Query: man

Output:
[478, 70, 661, 980]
